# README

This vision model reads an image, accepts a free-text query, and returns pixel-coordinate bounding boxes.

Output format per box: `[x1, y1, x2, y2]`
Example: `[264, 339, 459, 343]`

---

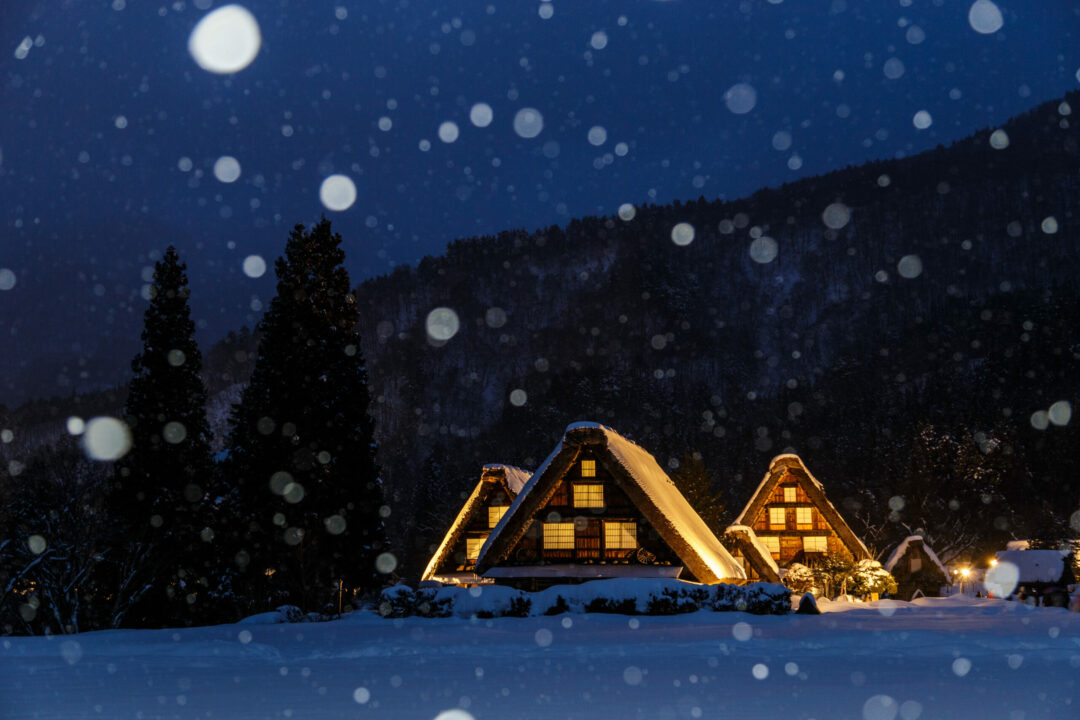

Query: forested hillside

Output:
[351, 91, 1080, 572]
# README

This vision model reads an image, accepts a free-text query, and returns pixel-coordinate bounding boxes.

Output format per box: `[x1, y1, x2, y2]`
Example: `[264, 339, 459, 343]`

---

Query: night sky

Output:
[1, 0, 1078, 404]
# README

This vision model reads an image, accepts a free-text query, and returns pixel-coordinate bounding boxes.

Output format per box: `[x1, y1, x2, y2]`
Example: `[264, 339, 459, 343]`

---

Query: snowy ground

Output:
[2, 596, 1077, 720]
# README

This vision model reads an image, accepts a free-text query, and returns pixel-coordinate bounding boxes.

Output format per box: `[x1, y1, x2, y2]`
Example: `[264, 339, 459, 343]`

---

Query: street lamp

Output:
[960, 567, 971, 595]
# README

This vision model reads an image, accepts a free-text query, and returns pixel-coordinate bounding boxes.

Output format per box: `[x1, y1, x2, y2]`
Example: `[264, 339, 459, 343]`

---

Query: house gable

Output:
[421, 464, 531, 583]
[734, 454, 869, 568]
[476, 423, 745, 584]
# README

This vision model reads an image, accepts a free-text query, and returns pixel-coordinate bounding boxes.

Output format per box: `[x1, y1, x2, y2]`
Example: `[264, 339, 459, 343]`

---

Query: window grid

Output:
[795, 507, 812, 529]
[573, 483, 604, 508]
[466, 538, 485, 561]
[580, 459, 596, 477]
[761, 536, 780, 556]
[604, 521, 637, 549]
[543, 522, 575, 549]
[803, 536, 828, 553]
[769, 507, 786, 529]
[488, 505, 508, 528]
[783, 486, 796, 503]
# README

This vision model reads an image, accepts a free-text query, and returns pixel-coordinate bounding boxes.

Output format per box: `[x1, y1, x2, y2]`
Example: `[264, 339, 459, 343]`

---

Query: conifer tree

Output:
[110, 246, 214, 627]
[672, 451, 726, 533]
[226, 219, 389, 612]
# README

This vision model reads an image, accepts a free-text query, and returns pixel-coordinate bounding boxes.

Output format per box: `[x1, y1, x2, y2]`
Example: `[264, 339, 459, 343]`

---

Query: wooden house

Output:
[884, 535, 950, 599]
[475, 422, 746, 589]
[723, 525, 781, 583]
[733, 454, 869, 569]
[421, 464, 532, 585]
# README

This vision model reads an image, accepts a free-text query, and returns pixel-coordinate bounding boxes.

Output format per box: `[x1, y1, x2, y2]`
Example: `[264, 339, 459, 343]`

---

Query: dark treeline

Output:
[4, 92, 1080, 633]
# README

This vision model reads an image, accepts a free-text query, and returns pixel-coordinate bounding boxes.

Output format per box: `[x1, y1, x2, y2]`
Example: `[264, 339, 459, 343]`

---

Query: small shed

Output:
[994, 549, 1076, 605]
[884, 536, 949, 600]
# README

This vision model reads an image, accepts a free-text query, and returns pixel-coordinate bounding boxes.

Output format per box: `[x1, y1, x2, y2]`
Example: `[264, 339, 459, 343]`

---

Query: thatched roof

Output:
[723, 524, 781, 583]
[884, 535, 948, 578]
[734, 454, 870, 561]
[420, 464, 531, 582]
[476, 422, 745, 584]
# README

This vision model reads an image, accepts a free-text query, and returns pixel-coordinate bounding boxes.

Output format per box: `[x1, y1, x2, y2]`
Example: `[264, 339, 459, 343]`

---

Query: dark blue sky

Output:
[1, 0, 1078, 403]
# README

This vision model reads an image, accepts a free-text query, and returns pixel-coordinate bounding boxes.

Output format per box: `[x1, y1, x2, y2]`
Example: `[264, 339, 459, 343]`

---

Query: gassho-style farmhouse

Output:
[421, 422, 873, 589]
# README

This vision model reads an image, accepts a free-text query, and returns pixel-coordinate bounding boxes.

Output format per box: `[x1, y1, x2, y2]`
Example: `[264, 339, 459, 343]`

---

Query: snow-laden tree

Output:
[225, 219, 390, 613]
[848, 559, 897, 597]
[783, 563, 815, 594]
[108, 246, 215, 628]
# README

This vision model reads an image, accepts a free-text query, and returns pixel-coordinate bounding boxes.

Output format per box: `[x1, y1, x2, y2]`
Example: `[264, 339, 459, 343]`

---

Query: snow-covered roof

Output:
[723, 524, 780, 580]
[994, 549, 1070, 584]
[483, 463, 531, 494]
[884, 535, 949, 578]
[733, 454, 870, 561]
[477, 422, 746, 583]
[421, 464, 532, 582]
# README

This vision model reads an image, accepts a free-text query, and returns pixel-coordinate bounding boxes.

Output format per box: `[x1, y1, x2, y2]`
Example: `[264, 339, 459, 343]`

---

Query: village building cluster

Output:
[421, 422, 1076, 605]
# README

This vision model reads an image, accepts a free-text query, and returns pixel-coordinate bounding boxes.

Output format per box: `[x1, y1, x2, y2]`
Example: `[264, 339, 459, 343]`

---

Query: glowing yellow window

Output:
[488, 505, 508, 528]
[761, 536, 780, 556]
[803, 536, 828, 553]
[604, 521, 637, 549]
[795, 507, 812, 529]
[573, 483, 604, 508]
[783, 486, 796, 503]
[543, 522, 575, 549]
[769, 507, 786, 529]
[466, 537, 485, 561]
[580, 459, 596, 477]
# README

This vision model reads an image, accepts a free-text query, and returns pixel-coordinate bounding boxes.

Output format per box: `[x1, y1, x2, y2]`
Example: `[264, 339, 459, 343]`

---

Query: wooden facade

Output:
[734, 455, 869, 570]
[476, 424, 745, 588]
[723, 525, 781, 583]
[885, 537, 949, 600]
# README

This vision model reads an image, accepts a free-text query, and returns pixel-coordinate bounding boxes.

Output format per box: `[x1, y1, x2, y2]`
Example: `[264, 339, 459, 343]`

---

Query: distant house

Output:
[723, 525, 781, 583]
[995, 549, 1076, 604]
[733, 454, 870, 569]
[884, 536, 950, 600]
[475, 422, 746, 589]
[421, 464, 532, 585]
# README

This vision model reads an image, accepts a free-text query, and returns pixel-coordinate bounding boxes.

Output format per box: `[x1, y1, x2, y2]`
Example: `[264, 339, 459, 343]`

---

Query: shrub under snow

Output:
[375, 579, 790, 618]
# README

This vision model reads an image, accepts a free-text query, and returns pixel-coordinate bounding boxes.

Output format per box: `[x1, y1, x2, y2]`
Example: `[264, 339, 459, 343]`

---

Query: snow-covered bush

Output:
[645, 585, 711, 615]
[848, 560, 897, 597]
[375, 580, 790, 618]
[783, 563, 815, 594]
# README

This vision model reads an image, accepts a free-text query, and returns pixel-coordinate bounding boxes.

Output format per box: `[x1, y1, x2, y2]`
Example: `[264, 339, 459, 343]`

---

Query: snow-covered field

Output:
[3, 596, 1077, 719]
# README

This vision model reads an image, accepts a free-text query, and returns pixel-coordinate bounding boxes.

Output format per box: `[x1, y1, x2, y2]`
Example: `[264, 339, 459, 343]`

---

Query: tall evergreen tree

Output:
[226, 219, 389, 612]
[109, 246, 214, 627]
[672, 451, 726, 533]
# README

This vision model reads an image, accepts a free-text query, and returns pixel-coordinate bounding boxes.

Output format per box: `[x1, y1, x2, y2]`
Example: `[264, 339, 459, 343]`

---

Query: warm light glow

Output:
[573, 483, 604, 508]
[960, 568, 971, 578]
[990, 558, 998, 567]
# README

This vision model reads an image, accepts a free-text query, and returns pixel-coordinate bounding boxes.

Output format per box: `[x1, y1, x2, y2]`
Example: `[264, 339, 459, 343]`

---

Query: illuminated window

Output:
[796, 507, 812, 528]
[769, 507, 786, 529]
[580, 459, 596, 477]
[783, 486, 796, 503]
[803, 536, 828, 553]
[543, 522, 575, 549]
[466, 537, 485, 561]
[604, 521, 637, 549]
[488, 505, 508, 528]
[910, 556, 922, 572]
[761, 536, 780, 556]
[573, 483, 604, 508]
